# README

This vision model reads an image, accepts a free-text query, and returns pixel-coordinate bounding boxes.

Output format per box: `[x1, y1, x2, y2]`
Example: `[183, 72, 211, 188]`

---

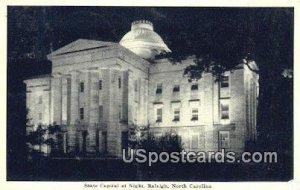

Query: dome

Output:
[119, 20, 171, 60]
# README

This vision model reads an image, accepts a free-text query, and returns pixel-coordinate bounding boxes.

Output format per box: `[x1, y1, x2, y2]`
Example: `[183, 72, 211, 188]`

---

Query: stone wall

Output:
[24, 77, 51, 127]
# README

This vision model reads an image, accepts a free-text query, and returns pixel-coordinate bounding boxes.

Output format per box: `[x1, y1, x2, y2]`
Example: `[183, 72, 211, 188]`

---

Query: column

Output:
[61, 76, 71, 125]
[87, 71, 99, 153]
[50, 75, 62, 125]
[68, 71, 79, 153]
[70, 72, 79, 124]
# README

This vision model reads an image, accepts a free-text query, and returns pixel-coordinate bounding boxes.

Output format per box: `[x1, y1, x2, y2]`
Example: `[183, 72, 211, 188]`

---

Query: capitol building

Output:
[24, 20, 259, 157]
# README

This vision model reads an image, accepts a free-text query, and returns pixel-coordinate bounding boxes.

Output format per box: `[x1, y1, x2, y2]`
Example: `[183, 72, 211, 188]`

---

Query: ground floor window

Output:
[156, 108, 162, 122]
[63, 132, 68, 153]
[80, 107, 84, 120]
[122, 131, 129, 154]
[191, 134, 199, 149]
[219, 131, 230, 149]
[102, 131, 107, 153]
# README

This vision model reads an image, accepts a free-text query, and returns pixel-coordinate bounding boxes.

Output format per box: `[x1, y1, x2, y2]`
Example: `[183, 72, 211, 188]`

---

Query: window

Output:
[38, 96, 43, 104]
[99, 105, 103, 122]
[102, 131, 107, 152]
[122, 131, 129, 151]
[173, 108, 180, 122]
[118, 77, 121, 89]
[220, 101, 229, 120]
[38, 113, 42, 120]
[156, 108, 162, 122]
[219, 131, 230, 149]
[191, 84, 198, 91]
[173, 84, 180, 93]
[63, 132, 68, 153]
[80, 82, 84, 92]
[99, 80, 102, 90]
[80, 108, 84, 120]
[156, 83, 162, 94]
[221, 76, 229, 88]
[134, 80, 138, 92]
[191, 134, 199, 149]
[191, 108, 199, 121]
[119, 105, 122, 120]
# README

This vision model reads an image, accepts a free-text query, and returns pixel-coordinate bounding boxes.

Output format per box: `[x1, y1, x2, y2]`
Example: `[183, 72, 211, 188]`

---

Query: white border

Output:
[0, 1, 299, 190]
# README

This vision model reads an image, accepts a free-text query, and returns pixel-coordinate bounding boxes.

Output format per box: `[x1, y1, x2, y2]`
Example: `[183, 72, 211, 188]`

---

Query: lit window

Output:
[80, 82, 84, 92]
[219, 131, 230, 149]
[99, 80, 102, 90]
[156, 108, 162, 122]
[118, 77, 121, 89]
[80, 108, 84, 120]
[221, 76, 229, 88]
[173, 108, 180, 122]
[173, 84, 180, 93]
[220, 102, 229, 120]
[156, 83, 162, 94]
[191, 84, 198, 91]
[191, 108, 199, 121]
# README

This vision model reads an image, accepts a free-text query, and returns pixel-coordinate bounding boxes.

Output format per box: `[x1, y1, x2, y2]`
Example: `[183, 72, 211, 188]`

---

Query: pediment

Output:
[47, 39, 117, 59]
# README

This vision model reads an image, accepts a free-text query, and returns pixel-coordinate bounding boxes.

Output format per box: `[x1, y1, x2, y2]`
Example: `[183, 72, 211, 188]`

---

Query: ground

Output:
[7, 154, 292, 181]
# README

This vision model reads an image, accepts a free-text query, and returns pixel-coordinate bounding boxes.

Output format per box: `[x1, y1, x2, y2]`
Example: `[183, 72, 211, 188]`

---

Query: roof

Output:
[25, 74, 52, 80]
[47, 39, 118, 60]
[24, 74, 52, 83]
[119, 20, 171, 60]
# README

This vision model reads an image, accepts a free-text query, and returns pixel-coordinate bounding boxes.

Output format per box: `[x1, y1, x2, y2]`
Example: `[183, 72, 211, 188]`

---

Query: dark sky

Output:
[8, 7, 293, 65]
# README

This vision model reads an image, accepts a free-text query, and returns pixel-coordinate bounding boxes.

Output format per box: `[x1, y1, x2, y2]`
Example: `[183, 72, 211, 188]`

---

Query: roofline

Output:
[47, 39, 118, 60]
[23, 74, 52, 83]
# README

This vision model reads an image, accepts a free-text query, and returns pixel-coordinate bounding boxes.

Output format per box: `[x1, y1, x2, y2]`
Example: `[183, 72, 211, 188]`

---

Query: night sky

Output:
[7, 7, 293, 180]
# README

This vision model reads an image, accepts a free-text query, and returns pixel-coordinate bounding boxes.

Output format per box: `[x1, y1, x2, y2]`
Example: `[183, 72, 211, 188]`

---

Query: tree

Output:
[26, 124, 48, 157]
[128, 123, 183, 153]
[26, 119, 61, 158]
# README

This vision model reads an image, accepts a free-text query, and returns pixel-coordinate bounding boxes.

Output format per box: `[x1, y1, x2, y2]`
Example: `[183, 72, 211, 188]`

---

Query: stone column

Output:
[122, 71, 129, 123]
[68, 71, 79, 153]
[106, 69, 119, 156]
[70, 71, 79, 124]
[84, 71, 91, 124]
[212, 74, 220, 124]
[87, 71, 99, 153]
[89, 71, 99, 124]
[50, 74, 62, 125]
[144, 77, 149, 126]
[127, 70, 134, 123]
[61, 76, 71, 125]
